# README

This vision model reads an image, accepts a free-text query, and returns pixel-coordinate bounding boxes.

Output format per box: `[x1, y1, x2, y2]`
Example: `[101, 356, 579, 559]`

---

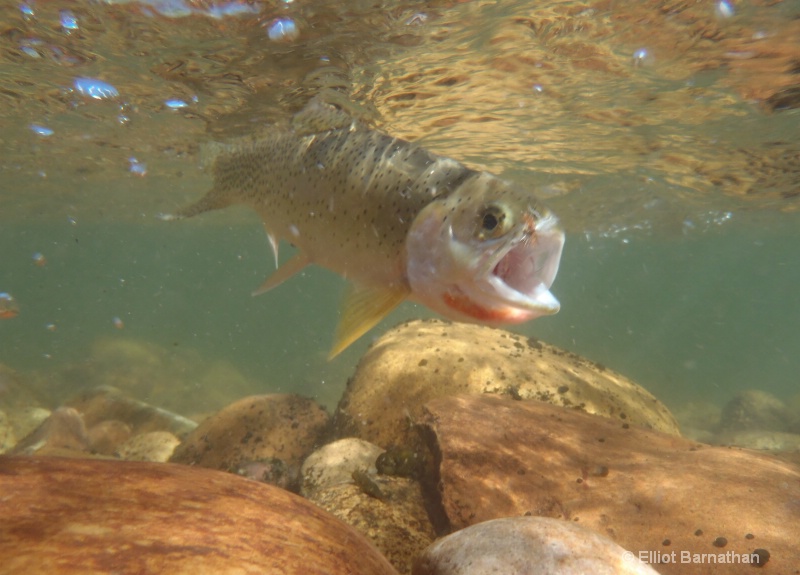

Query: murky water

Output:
[1, 0, 799, 419]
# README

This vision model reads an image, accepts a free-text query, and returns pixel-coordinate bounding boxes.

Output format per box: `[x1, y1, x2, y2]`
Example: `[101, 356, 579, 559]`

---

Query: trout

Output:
[164, 102, 564, 357]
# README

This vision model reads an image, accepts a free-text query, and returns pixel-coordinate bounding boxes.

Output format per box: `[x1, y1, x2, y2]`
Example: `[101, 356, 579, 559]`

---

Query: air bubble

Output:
[632, 48, 654, 68]
[716, 1, 734, 18]
[73, 77, 119, 100]
[29, 124, 53, 137]
[165, 98, 189, 109]
[128, 157, 147, 176]
[60, 10, 78, 32]
[267, 18, 299, 42]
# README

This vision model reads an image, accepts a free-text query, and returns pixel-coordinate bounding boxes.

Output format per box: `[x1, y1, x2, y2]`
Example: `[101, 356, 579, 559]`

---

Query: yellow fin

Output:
[252, 252, 310, 296]
[329, 283, 409, 359]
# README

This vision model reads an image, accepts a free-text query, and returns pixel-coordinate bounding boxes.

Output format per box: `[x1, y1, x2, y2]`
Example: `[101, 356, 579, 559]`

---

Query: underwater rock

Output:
[335, 320, 679, 450]
[420, 394, 796, 574]
[6, 406, 51, 443]
[11, 407, 91, 456]
[170, 394, 330, 491]
[87, 420, 133, 456]
[0, 456, 399, 575]
[0, 410, 14, 454]
[66, 386, 197, 439]
[234, 457, 300, 490]
[308, 475, 436, 575]
[790, 393, 800, 434]
[713, 429, 800, 453]
[54, 337, 258, 415]
[673, 400, 721, 434]
[301, 437, 385, 498]
[717, 389, 790, 433]
[115, 430, 181, 462]
[413, 516, 660, 575]
[674, 400, 723, 443]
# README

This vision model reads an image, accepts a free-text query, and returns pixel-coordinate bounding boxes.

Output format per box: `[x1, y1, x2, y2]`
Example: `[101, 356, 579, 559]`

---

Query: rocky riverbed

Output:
[1, 320, 797, 574]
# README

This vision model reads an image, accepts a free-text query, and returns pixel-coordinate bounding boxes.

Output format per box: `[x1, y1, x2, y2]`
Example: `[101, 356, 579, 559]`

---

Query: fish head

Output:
[406, 172, 564, 325]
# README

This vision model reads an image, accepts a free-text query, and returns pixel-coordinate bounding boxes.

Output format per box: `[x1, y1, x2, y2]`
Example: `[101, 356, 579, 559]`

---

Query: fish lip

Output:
[481, 212, 564, 313]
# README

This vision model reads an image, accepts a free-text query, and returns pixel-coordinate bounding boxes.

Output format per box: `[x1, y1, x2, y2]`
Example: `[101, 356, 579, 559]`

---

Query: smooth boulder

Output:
[414, 516, 660, 575]
[335, 320, 680, 450]
[0, 455, 398, 575]
[171, 394, 330, 490]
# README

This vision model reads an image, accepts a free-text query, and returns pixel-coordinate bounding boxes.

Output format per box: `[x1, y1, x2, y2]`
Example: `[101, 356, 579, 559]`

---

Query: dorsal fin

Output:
[291, 96, 354, 135]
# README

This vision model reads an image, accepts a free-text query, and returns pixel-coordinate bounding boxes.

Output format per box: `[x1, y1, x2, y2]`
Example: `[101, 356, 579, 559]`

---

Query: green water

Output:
[1, 0, 799, 417]
[2, 208, 798, 413]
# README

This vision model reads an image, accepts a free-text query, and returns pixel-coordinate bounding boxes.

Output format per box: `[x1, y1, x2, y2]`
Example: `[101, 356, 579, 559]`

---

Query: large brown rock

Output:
[171, 394, 330, 491]
[0, 455, 398, 575]
[420, 395, 797, 575]
[336, 320, 679, 450]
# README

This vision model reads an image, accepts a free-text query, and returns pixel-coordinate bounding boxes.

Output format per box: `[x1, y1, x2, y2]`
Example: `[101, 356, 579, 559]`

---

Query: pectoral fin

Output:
[252, 252, 310, 296]
[329, 283, 410, 359]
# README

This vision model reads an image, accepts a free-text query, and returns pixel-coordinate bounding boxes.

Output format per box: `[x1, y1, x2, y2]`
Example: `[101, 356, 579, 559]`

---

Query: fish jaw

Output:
[406, 193, 564, 326]
[480, 210, 563, 318]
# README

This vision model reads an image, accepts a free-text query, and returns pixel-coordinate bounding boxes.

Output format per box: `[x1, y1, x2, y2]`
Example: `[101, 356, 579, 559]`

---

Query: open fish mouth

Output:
[484, 212, 564, 314]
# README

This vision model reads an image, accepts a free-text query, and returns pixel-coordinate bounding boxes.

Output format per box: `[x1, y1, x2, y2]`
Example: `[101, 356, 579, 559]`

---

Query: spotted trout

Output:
[165, 101, 564, 357]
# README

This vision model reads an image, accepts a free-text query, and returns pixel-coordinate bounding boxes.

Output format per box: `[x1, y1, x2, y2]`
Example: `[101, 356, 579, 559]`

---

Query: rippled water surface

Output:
[1, 0, 799, 416]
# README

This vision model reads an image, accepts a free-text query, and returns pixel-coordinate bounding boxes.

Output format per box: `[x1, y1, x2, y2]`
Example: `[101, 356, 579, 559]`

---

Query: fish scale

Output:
[167, 104, 564, 356]
[184, 127, 473, 283]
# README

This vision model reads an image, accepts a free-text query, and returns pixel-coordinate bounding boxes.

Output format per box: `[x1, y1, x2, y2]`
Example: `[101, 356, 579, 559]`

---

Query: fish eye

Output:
[478, 204, 509, 240]
[482, 211, 499, 231]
